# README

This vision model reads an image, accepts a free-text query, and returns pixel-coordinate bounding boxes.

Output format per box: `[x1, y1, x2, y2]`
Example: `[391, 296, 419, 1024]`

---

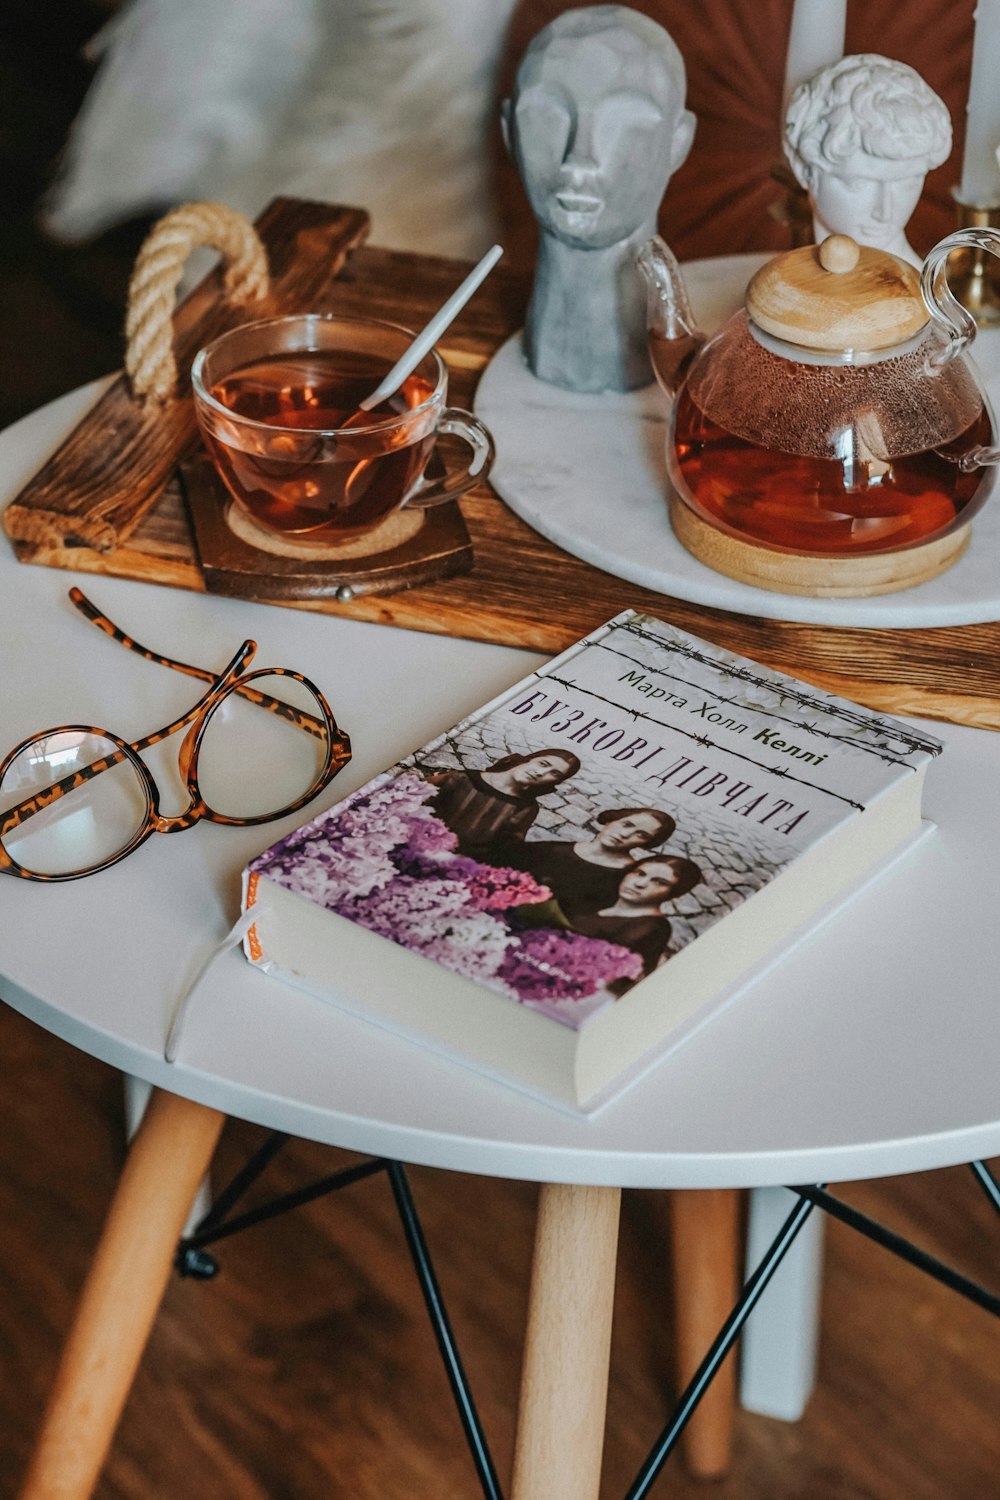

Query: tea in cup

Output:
[191, 314, 494, 543]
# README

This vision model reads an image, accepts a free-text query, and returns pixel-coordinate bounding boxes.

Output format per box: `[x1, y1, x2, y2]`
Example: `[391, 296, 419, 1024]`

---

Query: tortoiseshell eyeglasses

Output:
[0, 589, 351, 882]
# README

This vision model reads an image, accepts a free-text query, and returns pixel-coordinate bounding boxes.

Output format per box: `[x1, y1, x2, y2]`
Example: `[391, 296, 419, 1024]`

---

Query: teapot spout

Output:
[637, 235, 705, 395]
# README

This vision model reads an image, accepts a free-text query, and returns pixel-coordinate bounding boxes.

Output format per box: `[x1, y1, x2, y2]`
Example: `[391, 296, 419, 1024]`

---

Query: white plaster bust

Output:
[502, 5, 695, 392]
[784, 54, 952, 268]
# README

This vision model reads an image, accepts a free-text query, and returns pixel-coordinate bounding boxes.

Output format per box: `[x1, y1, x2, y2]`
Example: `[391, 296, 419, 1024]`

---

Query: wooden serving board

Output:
[7, 200, 1000, 731]
[3, 199, 371, 553]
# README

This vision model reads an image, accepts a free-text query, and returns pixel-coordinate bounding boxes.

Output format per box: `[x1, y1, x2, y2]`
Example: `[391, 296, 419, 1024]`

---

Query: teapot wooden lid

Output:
[745, 236, 927, 353]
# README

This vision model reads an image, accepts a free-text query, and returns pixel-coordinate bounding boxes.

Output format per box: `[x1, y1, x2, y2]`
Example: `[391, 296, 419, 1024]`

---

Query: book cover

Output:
[243, 611, 943, 1112]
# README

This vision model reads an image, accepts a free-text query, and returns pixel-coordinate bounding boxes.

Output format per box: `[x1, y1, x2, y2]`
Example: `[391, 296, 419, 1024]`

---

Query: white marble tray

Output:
[474, 253, 1000, 629]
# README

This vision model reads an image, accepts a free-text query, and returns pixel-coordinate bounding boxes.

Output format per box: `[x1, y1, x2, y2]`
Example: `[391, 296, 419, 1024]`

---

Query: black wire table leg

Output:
[182, 1157, 389, 1255]
[792, 1184, 1000, 1317]
[624, 1188, 820, 1500]
[971, 1160, 1000, 1218]
[176, 1131, 291, 1277]
[195, 1131, 290, 1236]
[388, 1162, 503, 1500]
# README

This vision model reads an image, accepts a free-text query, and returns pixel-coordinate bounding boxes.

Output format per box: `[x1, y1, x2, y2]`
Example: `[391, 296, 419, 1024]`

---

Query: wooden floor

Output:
[1, 1002, 997, 1500]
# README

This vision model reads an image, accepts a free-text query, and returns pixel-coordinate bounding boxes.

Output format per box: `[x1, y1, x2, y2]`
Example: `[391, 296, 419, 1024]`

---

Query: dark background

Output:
[0, 0, 978, 431]
[0, 1, 159, 428]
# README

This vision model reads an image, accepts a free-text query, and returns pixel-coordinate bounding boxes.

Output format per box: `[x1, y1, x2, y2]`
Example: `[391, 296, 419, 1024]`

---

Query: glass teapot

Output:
[637, 229, 1000, 587]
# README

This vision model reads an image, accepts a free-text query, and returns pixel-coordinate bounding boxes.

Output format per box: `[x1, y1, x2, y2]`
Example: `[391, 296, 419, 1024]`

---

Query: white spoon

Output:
[358, 243, 504, 412]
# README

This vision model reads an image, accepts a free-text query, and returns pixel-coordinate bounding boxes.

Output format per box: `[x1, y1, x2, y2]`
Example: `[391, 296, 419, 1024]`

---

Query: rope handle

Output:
[124, 201, 270, 405]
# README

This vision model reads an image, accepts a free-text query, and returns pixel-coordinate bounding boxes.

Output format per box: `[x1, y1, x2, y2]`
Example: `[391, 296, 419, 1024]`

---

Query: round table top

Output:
[2, 381, 999, 1190]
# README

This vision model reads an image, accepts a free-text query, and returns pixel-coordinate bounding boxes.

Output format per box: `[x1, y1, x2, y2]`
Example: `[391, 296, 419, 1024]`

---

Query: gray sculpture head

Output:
[502, 5, 695, 391]
[503, 6, 695, 251]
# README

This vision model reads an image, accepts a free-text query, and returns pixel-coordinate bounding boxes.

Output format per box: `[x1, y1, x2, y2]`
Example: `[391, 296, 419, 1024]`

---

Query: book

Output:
[242, 610, 943, 1114]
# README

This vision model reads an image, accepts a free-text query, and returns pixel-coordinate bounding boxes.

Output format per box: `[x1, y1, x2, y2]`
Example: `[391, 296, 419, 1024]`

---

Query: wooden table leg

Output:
[18, 1088, 225, 1500]
[669, 1187, 741, 1480]
[511, 1182, 621, 1500]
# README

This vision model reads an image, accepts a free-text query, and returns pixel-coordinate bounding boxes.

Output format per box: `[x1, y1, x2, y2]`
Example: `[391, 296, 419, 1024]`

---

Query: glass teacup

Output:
[191, 314, 494, 543]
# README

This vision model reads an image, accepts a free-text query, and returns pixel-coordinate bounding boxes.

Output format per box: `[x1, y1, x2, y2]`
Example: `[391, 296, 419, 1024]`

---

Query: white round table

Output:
[4, 382, 998, 1186]
[3, 385, 999, 1500]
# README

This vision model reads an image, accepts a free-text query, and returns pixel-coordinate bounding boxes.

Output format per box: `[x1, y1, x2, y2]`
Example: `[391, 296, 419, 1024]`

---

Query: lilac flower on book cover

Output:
[249, 612, 941, 1033]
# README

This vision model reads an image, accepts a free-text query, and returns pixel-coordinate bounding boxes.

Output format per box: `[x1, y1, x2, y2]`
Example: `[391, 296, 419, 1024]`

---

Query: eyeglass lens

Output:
[190, 673, 331, 820]
[1, 674, 334, 878]
[0, 731, 149, 877]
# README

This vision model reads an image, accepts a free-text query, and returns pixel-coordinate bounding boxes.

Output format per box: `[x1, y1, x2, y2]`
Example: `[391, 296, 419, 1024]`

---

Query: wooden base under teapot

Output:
[668, 492, 972, 598]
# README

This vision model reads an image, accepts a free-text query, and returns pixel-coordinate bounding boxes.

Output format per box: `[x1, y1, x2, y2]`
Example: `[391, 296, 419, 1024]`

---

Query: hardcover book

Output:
[242, 611, 943, 1113]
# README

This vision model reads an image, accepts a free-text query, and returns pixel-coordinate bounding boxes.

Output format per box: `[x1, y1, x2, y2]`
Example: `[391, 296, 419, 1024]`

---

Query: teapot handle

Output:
[920, 227, 1000, 367]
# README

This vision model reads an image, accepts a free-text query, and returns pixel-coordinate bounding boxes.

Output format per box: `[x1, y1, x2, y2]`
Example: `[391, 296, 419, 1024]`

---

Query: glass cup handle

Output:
[404, 408, 495, 509]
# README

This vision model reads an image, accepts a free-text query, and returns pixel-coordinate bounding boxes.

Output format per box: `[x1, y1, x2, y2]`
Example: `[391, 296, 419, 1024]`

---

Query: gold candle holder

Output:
[949, 194, 1000, 328]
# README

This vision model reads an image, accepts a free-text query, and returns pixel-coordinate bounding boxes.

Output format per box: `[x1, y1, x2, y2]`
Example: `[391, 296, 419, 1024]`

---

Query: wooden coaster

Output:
[182, 455, 473, 601]
[226, 499, 425, 559]
[668, 492, 972, 599]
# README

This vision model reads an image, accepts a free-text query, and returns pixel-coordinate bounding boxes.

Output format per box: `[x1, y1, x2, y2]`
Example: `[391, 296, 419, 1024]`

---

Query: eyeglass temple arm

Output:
[1, 645, 254, 839]
[68, 588, 330, 743]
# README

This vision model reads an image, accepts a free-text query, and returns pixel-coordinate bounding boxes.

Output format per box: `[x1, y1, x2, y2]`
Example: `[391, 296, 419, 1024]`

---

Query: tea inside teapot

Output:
[672, 314, 990, 554]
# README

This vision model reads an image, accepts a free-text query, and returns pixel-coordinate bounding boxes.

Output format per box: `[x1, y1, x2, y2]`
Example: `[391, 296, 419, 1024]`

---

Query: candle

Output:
[782, 0, 847, 112]
[960, 0, 1000, 205]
